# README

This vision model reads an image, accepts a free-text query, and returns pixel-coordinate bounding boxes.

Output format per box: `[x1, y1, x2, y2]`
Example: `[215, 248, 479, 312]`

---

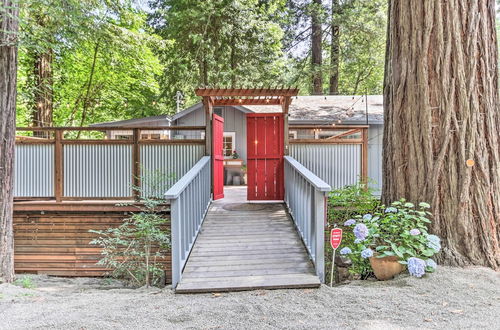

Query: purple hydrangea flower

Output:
[353, 223, 369, 240]
[426, 234, 441, 252]
[385, 207, 397, 213]
[426, 259, 437, 270]
[361, 248, 374, 259]
[354, 239, 362, 244]
[343, 219, 356, 226]
[407, 257, 426, 277]
[340, 247, 352, 255]
[409, 228, 421, 236]
[363, 214, 372, 221]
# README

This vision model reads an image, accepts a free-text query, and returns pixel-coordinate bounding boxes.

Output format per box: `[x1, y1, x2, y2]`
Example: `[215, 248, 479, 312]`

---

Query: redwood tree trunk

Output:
[33, 50, 53, 129]
[311, 0, 323, 95]
[383, 0, 500, 269]
[329, 0, 339, 95]
[0, 0, 19, 283]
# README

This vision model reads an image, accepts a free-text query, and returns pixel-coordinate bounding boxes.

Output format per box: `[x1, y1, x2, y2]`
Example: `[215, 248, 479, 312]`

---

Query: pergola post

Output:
[202, 96, 213, 156]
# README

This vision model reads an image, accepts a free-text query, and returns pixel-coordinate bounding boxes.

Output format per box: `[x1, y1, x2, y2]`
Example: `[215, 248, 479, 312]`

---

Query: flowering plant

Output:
[341, 199, 441, 278]
[232, 150, 239, 159]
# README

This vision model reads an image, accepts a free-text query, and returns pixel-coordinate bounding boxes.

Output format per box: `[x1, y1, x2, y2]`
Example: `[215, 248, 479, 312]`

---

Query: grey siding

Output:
[174, 106, 248, 162]
[367, 125, 383, 194]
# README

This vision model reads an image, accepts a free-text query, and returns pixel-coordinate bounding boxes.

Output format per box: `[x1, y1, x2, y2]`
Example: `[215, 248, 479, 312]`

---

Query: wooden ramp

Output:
[175, 201, 320, 293]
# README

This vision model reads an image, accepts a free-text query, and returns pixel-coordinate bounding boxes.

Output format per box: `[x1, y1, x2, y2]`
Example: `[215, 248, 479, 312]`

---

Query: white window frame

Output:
[223, 132, 236, 159]
[289, 130, 298, 139]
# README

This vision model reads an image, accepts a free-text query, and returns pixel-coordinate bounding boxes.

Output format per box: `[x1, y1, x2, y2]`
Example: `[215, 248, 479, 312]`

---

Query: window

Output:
[214, 107, 223, 117]
[289, 131, 298, 139]
[223, 132, 236, 158]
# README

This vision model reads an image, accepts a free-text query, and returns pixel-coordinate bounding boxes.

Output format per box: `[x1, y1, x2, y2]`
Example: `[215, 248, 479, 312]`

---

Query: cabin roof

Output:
[91, 95, 383, 127]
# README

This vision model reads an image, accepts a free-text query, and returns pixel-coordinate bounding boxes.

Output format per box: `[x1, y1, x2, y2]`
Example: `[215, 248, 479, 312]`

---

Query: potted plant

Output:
[232, 150, 239, 159]
[340, 199, 441, 280]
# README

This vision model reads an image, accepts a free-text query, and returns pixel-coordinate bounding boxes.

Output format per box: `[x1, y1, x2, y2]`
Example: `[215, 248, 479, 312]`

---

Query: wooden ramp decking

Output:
[176, 189, 320, 293]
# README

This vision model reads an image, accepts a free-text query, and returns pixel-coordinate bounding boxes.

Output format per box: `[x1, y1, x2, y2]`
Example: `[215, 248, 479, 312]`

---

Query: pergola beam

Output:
[212, 98, 282, 106]
[195, 88, 299, 97]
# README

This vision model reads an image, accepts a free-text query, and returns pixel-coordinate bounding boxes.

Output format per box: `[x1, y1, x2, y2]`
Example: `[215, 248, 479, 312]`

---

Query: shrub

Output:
[341, 199, 441, 278]
[90, 171, 172, 287]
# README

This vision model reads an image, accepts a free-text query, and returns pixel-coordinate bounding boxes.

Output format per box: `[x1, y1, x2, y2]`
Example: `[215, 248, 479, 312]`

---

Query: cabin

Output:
[92, 94, 384, 193]
[13, 89, 384, 292]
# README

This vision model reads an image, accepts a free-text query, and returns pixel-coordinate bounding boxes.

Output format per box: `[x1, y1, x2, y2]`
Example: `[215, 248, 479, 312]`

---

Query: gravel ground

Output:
[0, 266, 498, 330]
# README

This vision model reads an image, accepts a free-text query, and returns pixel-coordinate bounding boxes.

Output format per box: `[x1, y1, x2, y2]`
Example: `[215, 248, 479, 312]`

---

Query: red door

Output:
[246, 113, 284, 200]
[212, 114, 224, 200]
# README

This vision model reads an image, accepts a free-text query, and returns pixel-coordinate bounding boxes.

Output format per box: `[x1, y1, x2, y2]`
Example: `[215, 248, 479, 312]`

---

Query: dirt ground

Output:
[0, 266, 499, 330]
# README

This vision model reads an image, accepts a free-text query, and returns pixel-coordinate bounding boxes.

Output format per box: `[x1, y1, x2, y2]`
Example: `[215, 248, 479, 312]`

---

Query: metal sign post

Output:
[330, 228, 343, 287]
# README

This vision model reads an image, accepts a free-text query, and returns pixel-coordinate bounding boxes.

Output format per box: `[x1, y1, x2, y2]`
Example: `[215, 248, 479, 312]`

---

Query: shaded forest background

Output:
[15, 0, 500, 127]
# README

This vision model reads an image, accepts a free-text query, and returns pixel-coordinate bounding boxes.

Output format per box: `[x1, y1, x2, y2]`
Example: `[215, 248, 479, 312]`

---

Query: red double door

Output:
[246, 113, 284, 201]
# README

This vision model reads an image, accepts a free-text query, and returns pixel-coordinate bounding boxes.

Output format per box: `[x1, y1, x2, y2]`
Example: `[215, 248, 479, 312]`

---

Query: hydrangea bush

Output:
[339, 199, 441, 278]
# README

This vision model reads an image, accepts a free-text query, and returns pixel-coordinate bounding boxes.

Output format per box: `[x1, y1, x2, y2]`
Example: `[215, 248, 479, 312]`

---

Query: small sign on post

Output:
[330, 228, 343, 287]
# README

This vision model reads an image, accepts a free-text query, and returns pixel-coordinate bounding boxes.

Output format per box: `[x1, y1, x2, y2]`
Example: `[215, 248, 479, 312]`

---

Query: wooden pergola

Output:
[195, 87, 299, 155]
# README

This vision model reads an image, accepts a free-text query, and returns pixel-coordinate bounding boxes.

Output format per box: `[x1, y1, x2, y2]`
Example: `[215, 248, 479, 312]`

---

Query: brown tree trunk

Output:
[329, 0, 339, 95]
[33, 50, 53, 130]
[383, 0, 500, 269]
[311, 0, 323, 95]
[0, 0, 19, 283]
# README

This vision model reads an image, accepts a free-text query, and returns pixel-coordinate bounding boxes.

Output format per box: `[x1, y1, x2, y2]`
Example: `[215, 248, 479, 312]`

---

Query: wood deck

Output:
[176, 190, 320, 293]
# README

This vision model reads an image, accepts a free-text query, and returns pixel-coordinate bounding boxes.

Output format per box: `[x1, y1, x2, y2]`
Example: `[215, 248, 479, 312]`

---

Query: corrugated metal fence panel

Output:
[64, 145, 133, 197]
[289, 144, 361, 190]
[14, 145, 54, 197]
[140, 144, 205, 197]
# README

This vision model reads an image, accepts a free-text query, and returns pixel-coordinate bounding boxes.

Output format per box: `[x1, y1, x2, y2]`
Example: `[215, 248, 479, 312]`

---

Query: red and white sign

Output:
[330, 228, 343, 250]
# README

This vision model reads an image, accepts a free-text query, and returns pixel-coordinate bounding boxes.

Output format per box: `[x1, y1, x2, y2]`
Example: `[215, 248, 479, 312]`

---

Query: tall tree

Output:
[328, 0, 339, 94]
[383, 0, 500, 269]
[310, 0, 323, 94]
[0, 0, 19, 283]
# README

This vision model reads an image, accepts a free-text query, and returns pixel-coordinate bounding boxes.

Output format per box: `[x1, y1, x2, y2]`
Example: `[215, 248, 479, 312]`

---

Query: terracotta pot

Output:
[369, 255, 404, 280]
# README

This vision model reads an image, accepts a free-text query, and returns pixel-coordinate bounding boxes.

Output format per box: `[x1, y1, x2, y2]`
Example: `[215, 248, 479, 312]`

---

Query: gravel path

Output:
[0, 266, 498, 330]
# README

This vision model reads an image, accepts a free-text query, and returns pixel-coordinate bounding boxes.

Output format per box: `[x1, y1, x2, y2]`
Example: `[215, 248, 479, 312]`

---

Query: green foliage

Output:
[14, 276, 36, 289]
[148, 0, 287, 109]
[90, 172, 172, 287]
[285, 0, 387, 95]
[342, 199, 440, 278]
[16, 0, 168, 126]
[326, 181, 380, 280]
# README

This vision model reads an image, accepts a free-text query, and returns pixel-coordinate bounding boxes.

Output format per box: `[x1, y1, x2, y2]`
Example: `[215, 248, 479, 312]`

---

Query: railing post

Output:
[54, 130, 63, 202]
[170, 198, 181, 288]
[313, 189, 326, 283]
[132, 128, 140, 200]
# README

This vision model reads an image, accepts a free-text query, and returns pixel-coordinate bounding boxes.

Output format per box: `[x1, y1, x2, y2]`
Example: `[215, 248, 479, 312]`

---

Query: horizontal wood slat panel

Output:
[13, 210, 172, 283]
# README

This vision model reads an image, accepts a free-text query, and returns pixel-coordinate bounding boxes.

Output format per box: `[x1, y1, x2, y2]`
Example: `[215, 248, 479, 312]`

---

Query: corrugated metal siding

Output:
[289, 144, 361, 190]
[14, 145, 54, 197]
[64, 145, 133, 197]
[140, 144, 205, 197]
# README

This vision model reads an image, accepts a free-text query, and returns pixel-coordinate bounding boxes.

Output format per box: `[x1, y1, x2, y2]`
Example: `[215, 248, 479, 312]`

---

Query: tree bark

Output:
[311, 0, 323, 95]
[329, 0, 340, 95]
[383, 0, 500, 269]
[0, 0, 19, 283]
[32, 50, 53, 129]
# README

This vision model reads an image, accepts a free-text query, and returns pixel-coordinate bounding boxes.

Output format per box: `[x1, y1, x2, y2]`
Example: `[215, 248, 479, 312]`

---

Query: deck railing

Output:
[165, 156, 211, 289]
[14, 126, 205, 201]
[284, 156, 331, 283]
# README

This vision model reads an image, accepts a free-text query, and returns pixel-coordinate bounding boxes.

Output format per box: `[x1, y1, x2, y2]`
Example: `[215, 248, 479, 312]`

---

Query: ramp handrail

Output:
[284, 156, 331, 283]
[165, 156, 211, 289]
